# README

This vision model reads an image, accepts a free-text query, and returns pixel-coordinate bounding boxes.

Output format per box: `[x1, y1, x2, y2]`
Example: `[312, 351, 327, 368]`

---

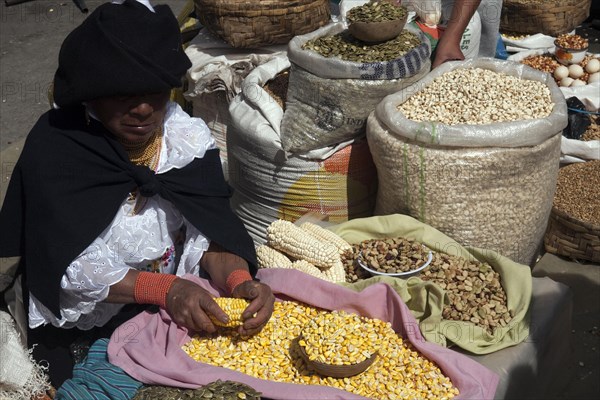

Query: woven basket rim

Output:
[196, 0, 327, 14]
[550, 205, 600, 231]
[194, 0, 330, 47]
[197, 0, 322, 3]
[503, 0, 588, 5]
[545, 206, 600, 263]
[500, 0, 591, 36]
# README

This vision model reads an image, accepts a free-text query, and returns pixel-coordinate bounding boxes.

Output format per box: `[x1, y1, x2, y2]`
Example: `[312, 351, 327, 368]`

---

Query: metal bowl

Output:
[296, 337, 378, 378]
[554, 41, 588, 65]
[357, 249, 433, 278]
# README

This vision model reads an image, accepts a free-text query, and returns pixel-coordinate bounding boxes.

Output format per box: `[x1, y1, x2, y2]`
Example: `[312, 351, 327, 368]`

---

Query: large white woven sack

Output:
[368, 58, 567, 265]
[228, 56, 378, 244]
[184, 29, 287, 180]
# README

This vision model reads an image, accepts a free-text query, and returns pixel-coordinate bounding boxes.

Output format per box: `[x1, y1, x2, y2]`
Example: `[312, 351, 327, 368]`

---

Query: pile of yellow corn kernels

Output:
[182, 301, 459, 399]
[300, 310, 378, 365]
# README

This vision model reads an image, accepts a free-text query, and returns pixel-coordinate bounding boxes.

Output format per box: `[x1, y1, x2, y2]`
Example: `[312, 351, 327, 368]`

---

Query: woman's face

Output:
[87, 91, 170, 144]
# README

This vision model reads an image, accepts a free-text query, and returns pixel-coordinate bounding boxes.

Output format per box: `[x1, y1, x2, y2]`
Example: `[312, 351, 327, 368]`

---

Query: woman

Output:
[0, 0, 274, 387]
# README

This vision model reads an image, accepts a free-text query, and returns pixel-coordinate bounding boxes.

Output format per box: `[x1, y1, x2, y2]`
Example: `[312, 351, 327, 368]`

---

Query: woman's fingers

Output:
[231, 281, 275, 335]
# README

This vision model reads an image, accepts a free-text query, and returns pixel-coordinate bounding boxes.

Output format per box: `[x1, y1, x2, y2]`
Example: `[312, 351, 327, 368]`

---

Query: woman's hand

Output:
[165, 278, 228, 334]
[232, 280, 275, 336]
[198, 241, 275, 335]
[164, 277, 275, 336]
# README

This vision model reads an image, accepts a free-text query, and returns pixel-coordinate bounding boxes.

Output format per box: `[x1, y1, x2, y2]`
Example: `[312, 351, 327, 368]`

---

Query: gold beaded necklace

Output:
[120, 125, 163, 170]
[120, 125, 164, 215]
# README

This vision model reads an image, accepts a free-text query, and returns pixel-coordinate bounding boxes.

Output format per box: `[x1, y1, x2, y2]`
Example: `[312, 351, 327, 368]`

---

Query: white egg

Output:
[560, 77, 574, 87]
[568, 64, 584, 79]
[585, 58, 600, 74]
[571, 79, 586, 87]
[554, 65, 569, 80]
[589, 72, 600, 83]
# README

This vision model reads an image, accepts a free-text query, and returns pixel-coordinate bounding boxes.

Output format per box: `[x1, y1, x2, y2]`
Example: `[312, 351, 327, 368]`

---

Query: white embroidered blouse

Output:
[29, 102, 217, 330]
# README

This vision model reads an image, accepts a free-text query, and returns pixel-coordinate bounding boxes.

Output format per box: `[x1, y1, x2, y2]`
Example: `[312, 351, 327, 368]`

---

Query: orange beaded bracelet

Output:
[225, 269, 253, 294]
[133, 271, 178, 309]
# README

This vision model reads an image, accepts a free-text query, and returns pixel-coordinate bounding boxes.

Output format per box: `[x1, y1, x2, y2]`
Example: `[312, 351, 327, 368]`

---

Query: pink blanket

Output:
[108, 269, 499, 399]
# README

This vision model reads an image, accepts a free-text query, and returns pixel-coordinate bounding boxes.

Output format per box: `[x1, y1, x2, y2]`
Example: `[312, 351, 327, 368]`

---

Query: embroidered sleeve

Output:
[29, 237, 131, 329]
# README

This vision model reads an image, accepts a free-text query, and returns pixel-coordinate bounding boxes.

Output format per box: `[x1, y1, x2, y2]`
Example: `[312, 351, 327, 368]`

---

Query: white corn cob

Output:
[256, 245, 293, 269]
[266, 220, 340, 270]
[300, 222, 353, 254]
[321, 260, 347, 283]
[291, 260, 325, 280]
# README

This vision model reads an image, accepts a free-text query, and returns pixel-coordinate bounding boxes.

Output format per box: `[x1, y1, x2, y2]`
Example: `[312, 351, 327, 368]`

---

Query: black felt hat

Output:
[53, 0, 192, 107]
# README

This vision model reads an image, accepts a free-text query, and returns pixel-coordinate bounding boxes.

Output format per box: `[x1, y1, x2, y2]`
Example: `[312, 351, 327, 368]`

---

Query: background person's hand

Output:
[432, 38, 464, 68]
[165, 278, 228, 334]
[232, 280, 275, 336]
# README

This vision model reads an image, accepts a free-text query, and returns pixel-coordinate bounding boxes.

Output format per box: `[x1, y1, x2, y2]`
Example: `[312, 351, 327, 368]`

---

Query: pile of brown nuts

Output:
[555, 33, 589, 50]
[582, 116, 600, 141]
[501, 31, 529, 41]
[521, 54, 560, 75]
[419, 252, 511, 333]
[521, 54, 598, 86]
[341, 239, 512, 333]
[341, 249, 371, 283]
[554, 160, 600, 225]
[356, 237, 431, 274]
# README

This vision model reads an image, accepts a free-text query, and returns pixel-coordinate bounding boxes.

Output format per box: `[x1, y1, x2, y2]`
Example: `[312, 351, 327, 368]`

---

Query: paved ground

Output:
[0, 0, 186, 151]
[0, 1, 599, 399]
[533, 255, 600, 400]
